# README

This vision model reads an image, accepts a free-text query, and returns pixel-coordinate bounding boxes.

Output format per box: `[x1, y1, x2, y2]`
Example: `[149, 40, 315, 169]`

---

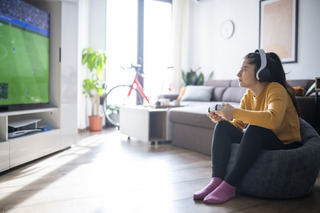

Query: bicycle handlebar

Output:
[120, 64, 174, 77]
[120, 64, 144, 77]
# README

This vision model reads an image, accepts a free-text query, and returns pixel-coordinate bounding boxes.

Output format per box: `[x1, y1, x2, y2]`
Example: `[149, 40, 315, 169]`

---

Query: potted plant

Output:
[82, 48, 107, 131]
[182, 67, 214, 85]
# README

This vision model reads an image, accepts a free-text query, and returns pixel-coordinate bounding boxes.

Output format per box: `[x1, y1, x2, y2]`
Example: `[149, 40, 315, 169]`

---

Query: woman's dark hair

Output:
[244, 52, 300, 115]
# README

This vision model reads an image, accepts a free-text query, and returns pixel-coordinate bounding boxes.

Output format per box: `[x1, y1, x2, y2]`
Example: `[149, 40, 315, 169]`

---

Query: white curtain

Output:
[170, 0, 195, 93]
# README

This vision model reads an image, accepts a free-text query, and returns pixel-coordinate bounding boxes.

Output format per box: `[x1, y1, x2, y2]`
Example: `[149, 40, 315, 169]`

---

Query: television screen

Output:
[0, 0, 50, 108]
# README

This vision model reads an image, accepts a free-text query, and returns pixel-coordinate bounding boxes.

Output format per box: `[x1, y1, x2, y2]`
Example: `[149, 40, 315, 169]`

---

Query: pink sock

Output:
[203, 181, 236, 204]
[193, 177, 223, 200]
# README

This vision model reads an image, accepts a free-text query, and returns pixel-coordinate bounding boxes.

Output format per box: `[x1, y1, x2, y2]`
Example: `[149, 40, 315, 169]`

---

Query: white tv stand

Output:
[0, 0, 80, 173]
[0, 107, 67, 172]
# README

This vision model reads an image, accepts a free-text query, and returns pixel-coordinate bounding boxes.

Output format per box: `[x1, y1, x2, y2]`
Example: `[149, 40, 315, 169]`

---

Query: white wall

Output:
[88, 0, 107, 50]
[190, 0, 320, 80]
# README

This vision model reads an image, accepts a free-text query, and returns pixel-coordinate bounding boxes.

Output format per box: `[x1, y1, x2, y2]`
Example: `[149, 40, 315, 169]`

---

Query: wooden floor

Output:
[0, 128, 319, 213]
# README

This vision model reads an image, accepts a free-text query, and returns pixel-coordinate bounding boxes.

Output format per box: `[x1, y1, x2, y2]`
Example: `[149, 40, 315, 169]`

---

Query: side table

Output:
[119, 105, 172, 142]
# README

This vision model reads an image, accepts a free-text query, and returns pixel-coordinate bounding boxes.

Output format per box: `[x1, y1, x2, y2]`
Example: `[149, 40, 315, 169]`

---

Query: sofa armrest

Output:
[296, 96, 320, 134]
[157, 94, 179, 101]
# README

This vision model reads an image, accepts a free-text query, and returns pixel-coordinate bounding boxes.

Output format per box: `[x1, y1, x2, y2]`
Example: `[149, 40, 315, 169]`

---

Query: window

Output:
[144, 0, 173, 99]
[106, 0, 172, 103]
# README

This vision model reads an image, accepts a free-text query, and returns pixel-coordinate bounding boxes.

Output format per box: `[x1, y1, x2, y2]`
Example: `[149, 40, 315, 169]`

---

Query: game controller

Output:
[208, 104, 224, 113]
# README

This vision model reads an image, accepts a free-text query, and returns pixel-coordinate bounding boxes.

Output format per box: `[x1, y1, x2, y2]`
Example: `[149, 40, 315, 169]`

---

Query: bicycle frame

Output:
[128, 74, 149, 103]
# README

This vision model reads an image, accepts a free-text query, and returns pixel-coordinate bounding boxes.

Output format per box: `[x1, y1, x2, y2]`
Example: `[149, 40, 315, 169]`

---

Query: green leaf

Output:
[208, 71, 214, 79]
[181, 67, 208, 85]
[197, 73, 204, 85]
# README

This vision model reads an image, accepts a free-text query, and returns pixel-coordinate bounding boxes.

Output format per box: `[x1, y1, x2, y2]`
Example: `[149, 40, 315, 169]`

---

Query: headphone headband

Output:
[255, 49, 267, 81]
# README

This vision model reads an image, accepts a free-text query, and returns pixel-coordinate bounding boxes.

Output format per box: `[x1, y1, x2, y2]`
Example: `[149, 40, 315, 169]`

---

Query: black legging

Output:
[211, 121, 301, 186]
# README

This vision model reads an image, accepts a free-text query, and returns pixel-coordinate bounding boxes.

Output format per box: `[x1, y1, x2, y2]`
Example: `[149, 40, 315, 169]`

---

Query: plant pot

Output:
[89, 116, 103, 131]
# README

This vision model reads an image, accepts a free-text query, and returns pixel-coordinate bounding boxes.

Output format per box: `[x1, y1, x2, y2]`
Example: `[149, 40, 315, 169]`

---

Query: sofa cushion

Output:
[169, 105, 215, 129]
[222, 87, 247, 103]
[169, 102, 240, 129]
[212, 87, 228, 101]
[204, 80, 231, 101]
[180, 86, 214, 102]
[204, 80, 247, 102]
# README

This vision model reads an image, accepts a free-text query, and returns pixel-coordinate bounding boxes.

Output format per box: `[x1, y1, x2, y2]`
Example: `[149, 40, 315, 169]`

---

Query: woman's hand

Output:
[215, 103, 235, 121]
[208, 112, 224, 123]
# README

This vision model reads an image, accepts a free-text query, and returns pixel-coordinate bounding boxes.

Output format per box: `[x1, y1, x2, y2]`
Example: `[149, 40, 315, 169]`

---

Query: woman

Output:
[193, 49, 301, 204]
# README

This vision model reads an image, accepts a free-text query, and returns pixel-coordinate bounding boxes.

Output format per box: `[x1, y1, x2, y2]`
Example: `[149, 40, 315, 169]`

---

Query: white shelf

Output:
[0, 107, 58, 116]
[0, 108, 62, 172]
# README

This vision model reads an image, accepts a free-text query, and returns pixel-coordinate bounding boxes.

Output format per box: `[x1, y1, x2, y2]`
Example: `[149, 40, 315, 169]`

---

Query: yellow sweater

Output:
[231, 82, 301, 144]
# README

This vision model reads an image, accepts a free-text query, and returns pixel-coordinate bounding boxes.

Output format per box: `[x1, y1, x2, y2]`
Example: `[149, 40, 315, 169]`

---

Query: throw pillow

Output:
[293, 86, 305, 96]
[180, 86, 214, 101]
[177, 87, 186, 101]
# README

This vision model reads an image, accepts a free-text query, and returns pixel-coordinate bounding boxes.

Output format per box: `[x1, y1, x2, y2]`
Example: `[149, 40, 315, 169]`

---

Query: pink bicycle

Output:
[102, 64, 149, 127]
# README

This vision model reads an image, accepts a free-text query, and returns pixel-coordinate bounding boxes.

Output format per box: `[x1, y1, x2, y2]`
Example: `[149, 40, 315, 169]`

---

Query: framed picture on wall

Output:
[259, 0, 298, 63]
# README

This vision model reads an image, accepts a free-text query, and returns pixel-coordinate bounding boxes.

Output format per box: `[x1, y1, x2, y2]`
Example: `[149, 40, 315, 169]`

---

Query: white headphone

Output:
[255, 49, 271, 82]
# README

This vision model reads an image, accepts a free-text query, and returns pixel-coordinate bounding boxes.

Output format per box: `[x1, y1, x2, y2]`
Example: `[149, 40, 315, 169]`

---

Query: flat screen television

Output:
[0, 0, 50, 111]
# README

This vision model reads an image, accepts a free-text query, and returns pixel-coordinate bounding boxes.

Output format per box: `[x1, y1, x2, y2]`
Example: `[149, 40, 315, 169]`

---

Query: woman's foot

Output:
[203, 181, 235, 204]
[193, 177, 223, 200]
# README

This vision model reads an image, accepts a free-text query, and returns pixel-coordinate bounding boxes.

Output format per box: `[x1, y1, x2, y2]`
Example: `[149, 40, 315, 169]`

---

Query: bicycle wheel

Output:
[103, 85, 143, 127]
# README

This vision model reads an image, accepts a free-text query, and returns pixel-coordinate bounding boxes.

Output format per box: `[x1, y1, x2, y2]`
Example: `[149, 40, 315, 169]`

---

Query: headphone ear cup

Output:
[257, 67, 271, 82]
